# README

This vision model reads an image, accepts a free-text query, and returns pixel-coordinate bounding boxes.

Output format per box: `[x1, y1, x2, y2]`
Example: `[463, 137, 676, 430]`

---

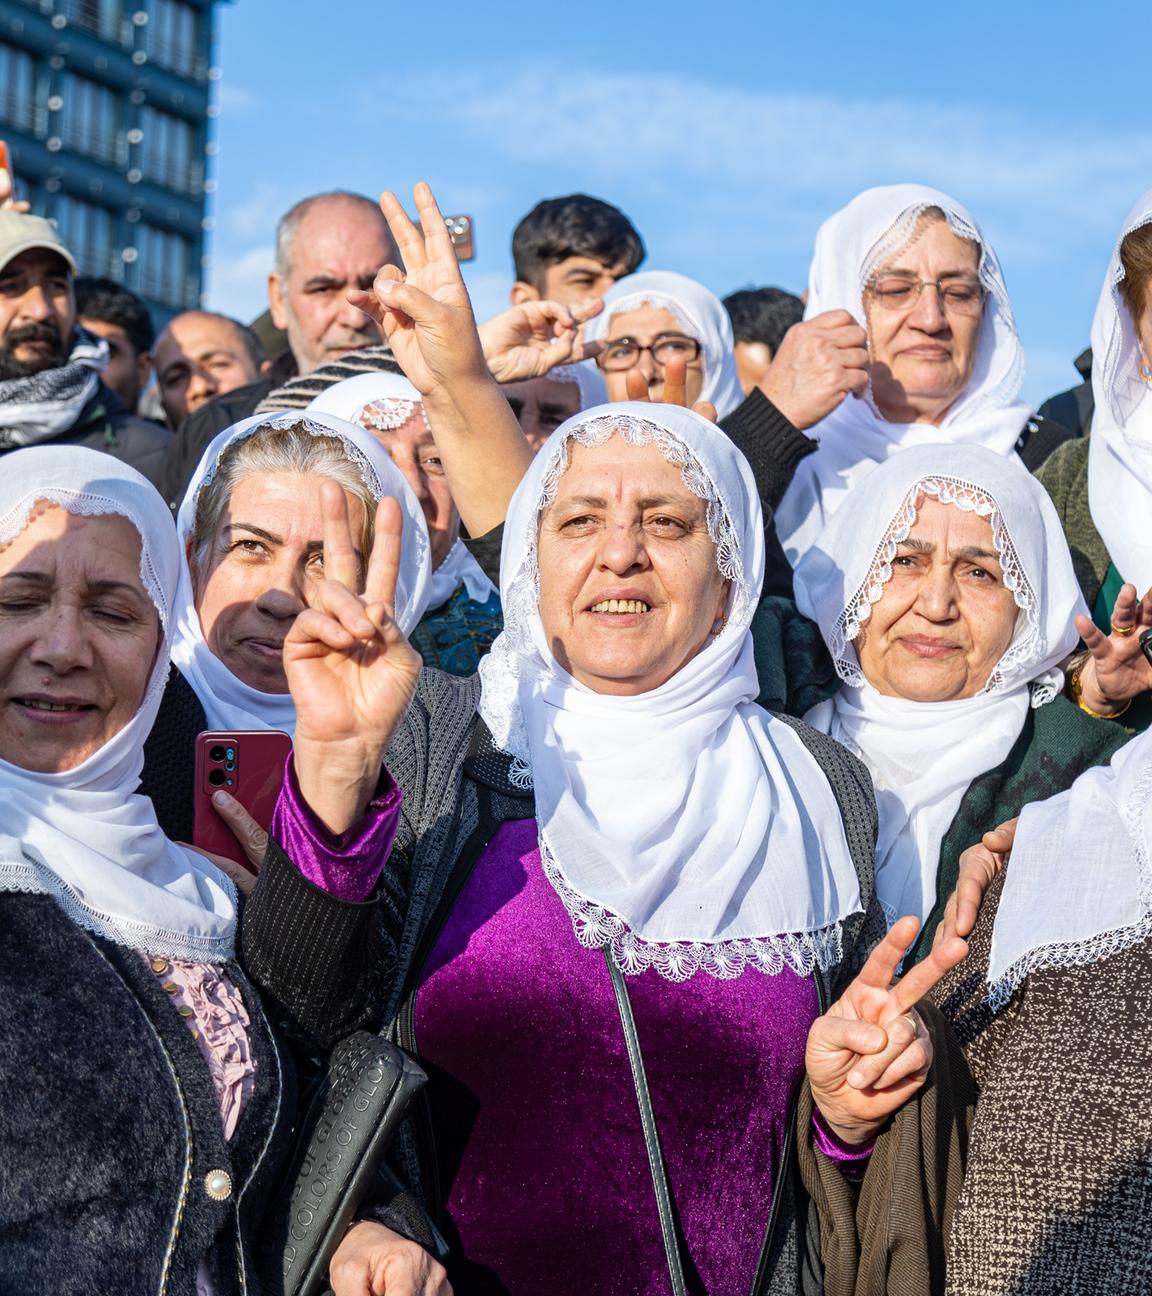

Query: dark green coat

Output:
[750, 597, 1131, 963]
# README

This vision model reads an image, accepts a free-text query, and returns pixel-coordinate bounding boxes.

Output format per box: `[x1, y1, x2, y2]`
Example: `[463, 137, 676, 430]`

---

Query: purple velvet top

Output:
[270, 757, 401, 902]
[413, 817, 867, 1295]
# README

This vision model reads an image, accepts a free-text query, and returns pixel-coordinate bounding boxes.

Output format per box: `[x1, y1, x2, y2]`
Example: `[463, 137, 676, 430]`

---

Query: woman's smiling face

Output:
[536, 433, 729, 696]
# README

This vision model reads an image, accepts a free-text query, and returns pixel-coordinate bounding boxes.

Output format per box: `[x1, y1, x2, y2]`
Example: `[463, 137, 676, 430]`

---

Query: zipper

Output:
[748, 968, 829, 1296]
[84, 934, 193, 1296]
[395, 793, 504, 1220]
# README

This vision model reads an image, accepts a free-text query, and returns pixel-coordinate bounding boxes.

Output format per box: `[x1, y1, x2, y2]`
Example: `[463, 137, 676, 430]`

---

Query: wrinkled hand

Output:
[286, 483, 422, 834]
[623, 354, 718, 422]
[0, 167, 31, 213]
[806, 916, 968, 1145]
[330, 1221, 451, 1296]
[479, 298, 604, 382]
[347, 182, 487, 396]
[758, 309, 869, 430]
[935, 818, 1016, 948]
[1073, 584, 1152, 714]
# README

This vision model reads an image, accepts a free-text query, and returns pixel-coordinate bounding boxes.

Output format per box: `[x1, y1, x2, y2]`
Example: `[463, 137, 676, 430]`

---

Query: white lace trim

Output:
[859, 203, 1024, 416]
[538, 837, 844, 982]
[831, 474, 1047, 703]
[0, 856, 239, 962]
[192, 413, 433, 587]
[986, 761, 1152, 1009]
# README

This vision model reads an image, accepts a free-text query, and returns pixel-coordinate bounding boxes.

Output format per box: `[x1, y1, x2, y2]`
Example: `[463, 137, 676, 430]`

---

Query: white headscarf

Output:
[0, 446, 238, 961]
[582, 271, 744, 418]
[542, 362, 608, 410]
[172, 410, 432, 736]
[477, 401, 862, 981]
[776, 185, 1033, 564]
[795, 444, 1086, 926]
[307, 373, 496, 611]
[1088, 190, 1152, 596]
[988, 726, 1152, 1007]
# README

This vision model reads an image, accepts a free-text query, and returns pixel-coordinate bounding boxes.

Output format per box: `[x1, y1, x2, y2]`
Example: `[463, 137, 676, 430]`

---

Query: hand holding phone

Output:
[193, 730, 292, 873]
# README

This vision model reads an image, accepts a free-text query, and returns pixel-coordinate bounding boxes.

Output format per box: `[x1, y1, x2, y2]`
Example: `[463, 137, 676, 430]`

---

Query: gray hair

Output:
[274, 191, 388, 278]
[190, 420, 377, 575]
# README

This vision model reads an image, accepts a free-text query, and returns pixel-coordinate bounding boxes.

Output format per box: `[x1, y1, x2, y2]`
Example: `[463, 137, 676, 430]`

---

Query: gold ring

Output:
[1112, 622, 1136, 637]
[901, 1013, 918, 1035]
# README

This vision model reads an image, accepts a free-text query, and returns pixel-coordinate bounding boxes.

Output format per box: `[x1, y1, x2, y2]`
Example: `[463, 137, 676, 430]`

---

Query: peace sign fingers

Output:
[319, 479, 362, 594]
[413, 180, 459, 267]
[379, 190, 428, 273]
[364, 495, 403, 621]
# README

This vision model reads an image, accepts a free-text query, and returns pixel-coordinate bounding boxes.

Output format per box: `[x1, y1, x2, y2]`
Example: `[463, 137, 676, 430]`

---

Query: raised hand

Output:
[758, 309, 869, 430]
[935, 817, 1016, 948]
[285, 482, 422, 835]
[623, 354, 718, 423]
[0, 166, 31, 213]
[806, 915, 968, 1145]
[1072, 583, 1152, 716]
[346, 182, 487, 396]
[478, 297, 604, 382]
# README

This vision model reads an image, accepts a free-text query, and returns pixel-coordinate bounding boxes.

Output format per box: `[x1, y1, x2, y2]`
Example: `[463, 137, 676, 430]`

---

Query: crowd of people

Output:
[2, 148, 1152, 1296]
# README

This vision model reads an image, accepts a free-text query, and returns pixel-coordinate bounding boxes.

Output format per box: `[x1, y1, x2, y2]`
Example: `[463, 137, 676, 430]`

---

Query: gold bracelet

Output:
[1068, 661, 1133, 720]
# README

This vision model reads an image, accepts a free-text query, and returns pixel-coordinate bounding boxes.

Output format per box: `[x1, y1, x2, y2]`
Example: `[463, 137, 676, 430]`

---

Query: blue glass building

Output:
[0, 0, 224, 326]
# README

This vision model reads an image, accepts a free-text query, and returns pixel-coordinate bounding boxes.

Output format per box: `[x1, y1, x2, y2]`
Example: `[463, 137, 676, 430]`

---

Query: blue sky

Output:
[204, 0, 1152, 406]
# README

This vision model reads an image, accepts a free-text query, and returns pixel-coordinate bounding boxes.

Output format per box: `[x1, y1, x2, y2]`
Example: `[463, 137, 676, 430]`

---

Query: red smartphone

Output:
[445, 214, 474, 261]
[193, 730, 292, 873]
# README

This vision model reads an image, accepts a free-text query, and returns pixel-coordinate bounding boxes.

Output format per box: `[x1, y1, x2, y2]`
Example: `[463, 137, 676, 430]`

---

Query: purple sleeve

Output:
[270, 755, 402, 903]
[810, 1107, 875, 1181]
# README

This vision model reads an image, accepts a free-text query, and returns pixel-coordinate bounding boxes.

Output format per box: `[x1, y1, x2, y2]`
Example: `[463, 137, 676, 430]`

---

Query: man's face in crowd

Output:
[153, 312, 262, 427]
[511, 255, 633, 308]
[503, 375, 581, 453]
[0, 248, 75, 380]
[80, 317, 151, 412]
[268, 199, 395, 375]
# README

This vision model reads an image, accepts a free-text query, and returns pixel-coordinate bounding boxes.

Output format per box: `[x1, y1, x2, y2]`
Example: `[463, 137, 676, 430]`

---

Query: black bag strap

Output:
[604, 950, 688, 1296]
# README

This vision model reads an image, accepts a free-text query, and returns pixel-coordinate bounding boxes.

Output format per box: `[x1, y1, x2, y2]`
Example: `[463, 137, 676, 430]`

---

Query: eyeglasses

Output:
[866, 276, 986, 317]
[596, 333, 702, 372]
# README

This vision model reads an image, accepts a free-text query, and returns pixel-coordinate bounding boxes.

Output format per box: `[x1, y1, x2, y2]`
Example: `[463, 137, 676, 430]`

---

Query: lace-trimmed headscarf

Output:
[172, 410, 432, 736]
[794, 443, 1086, 926]
[1088, 189, 1152, 597]
[987, 725, 1152, 1008]
[582, 271, 744, 418]
[775, 184, 1032, 564]
[0, 446, 238, 961]
[306, 372, 496, 611]
[477, 401, 862, 981]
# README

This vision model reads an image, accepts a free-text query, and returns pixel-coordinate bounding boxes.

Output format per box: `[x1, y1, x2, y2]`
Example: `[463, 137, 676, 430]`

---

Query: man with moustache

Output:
[159, 190, 399, 504]
[0, 212, 171, 485]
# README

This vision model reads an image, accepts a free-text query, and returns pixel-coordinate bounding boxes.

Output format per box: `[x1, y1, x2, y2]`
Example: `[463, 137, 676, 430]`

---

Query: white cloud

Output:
[382, 65, 1152, 248]
[204, 245, 273, 321]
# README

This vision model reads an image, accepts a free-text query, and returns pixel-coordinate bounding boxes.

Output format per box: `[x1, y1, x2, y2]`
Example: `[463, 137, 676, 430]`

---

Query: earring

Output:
[1140, 361, 1152, 386]
[709, 613, 728, 637]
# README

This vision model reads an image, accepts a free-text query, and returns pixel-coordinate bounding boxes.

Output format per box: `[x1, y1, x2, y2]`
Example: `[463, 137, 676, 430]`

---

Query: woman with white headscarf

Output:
[925, 723, 1152, 1293]
[792, 442, 1128, 957]
[0, 445, 446, 1293]
[306, 371, 504, 675]
[582, 269, 745, 417]
[1034, 190, 1152, 730]
[719, 185, 1070, 572]
[138, 408, 431, 845]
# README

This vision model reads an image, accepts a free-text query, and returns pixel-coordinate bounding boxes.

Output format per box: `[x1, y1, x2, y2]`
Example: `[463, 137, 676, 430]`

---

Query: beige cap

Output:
[0, 210, 77, 275]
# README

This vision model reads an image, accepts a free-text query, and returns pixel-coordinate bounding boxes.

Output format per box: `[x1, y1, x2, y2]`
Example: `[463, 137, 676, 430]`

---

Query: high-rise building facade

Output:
[0, 0, 223, 326]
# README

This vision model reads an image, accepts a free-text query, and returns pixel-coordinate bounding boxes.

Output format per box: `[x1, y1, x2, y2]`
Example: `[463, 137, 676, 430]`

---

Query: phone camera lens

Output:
[225, 761, 235, 771]
[208, 769, 226, 786]
[208, 745, 226, 762]
[225, 747, 235, 761]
